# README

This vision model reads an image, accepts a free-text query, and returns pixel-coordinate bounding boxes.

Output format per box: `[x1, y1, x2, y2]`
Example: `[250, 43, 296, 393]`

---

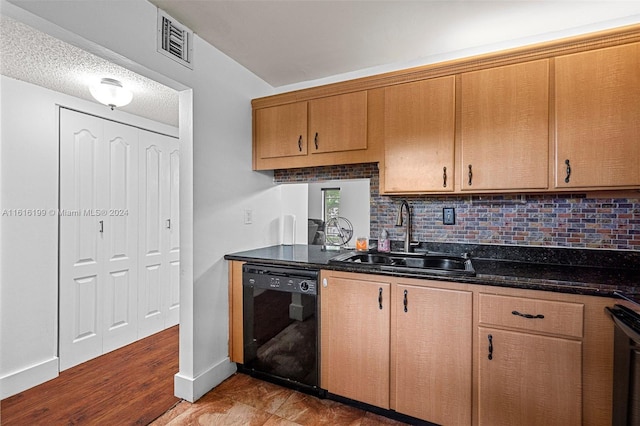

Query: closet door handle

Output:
[166, 219, 171, 229]
[468, 164, 473, 186]
[378, 287, 383, 310]
[99, 220, 104, 233]
[443, 166, 447, 188]
[564, 159, 571, 183]
[298, 135, 303, 152]
[488, 334, 493, 360]
[403, 289, 408, 312]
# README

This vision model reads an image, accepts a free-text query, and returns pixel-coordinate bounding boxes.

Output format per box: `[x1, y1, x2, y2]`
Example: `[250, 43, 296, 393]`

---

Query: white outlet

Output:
[244, 209, 253, 224]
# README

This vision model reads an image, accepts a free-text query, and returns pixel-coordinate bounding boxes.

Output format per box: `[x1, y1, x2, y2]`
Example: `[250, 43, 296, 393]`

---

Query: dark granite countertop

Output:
[224, 243, 640, 302]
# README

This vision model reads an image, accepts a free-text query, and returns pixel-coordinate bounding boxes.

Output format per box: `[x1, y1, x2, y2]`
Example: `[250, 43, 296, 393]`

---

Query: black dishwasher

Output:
[241, 264, 319, 392]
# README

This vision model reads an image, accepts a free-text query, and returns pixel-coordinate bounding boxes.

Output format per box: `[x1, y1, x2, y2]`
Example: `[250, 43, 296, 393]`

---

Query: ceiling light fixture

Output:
[89, 78, 133, 110]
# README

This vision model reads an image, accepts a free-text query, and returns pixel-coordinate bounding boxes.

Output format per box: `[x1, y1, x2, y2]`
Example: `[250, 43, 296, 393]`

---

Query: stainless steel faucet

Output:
[395, 200, 412, 252]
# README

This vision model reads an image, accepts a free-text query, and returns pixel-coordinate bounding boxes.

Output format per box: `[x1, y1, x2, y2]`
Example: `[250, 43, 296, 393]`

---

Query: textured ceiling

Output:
[149, 0, 640, 88]
[0, 15, 179, 127]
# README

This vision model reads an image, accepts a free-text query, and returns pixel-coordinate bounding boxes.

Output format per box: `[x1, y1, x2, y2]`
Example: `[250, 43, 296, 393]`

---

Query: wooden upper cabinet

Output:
[253, 91, 375, 170]
[255, 101, 308, 159]
[251, 26, 640, 186]
[382, 77, 456, 193]
[554, 42, 640, 189]
[461, 60, 550, 191]
[308, 91, 367, 154]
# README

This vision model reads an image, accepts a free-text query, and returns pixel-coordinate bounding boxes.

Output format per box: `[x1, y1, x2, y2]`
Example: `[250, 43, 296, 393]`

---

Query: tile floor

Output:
[151, 373, 409, 425]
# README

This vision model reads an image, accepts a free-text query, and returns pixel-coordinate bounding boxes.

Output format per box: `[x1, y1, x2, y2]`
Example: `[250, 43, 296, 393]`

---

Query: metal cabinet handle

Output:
[488, 334, 493, 360]
[403, 289, 408, 312]
[468, 164, 473, 186]
[298, 135, 303, 152]
[378, 287, 383, 310]
[512, 310, 544, 319]
[443, 167, 447, 188]
[564, 159, 571, 183]
[314, 132, 319, 150]
[99, 220, 104, 233]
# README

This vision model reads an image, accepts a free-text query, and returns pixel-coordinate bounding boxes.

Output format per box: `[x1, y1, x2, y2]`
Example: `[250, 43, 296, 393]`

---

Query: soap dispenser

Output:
[379, 229, 391, 252]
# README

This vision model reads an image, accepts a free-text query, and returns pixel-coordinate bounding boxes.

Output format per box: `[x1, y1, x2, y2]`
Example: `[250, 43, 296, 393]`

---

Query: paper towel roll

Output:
[282, 214, 296, 245]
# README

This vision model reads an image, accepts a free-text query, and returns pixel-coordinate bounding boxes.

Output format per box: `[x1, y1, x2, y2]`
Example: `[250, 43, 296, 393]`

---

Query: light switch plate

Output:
[244, 209, 253, 224]
[443, 207, 455, 225]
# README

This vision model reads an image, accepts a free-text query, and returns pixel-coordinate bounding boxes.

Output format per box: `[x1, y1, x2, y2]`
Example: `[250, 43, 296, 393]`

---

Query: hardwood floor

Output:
[151, 373, 409, 426]
[0, 326, 179, 425]
[2, 326, 409, 425]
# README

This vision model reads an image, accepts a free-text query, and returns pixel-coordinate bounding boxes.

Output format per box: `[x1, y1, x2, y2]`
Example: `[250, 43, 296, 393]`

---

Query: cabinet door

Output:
[478, 327, 582, 426]
[383, 77, 455, 193]
[555, 42, 640, 188]
[320, 273, 390, 408]
[461, 60, 549, 191]
[394, 284, 472, 425]
[308, 91, 367, 154]
[255, 102, 308, 159]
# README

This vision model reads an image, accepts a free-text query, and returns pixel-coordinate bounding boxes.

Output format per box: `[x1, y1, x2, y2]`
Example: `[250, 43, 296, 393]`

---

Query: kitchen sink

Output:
[329, 251, 476, 276]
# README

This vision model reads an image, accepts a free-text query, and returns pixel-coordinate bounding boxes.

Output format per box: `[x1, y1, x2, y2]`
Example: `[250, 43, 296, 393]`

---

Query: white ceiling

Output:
[149, 0, 640, 88]
[0, 14, 179, 127]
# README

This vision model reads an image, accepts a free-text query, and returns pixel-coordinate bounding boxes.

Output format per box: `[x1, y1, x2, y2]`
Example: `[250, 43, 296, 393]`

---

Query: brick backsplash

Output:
[274, 163, 640, 251]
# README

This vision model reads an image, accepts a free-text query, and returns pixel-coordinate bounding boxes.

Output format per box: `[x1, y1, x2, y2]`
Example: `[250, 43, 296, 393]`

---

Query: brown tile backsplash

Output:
[274, 163, 640, 251]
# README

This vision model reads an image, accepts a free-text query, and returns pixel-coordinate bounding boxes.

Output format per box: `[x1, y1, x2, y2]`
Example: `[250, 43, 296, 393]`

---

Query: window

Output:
[321, 187, 340, 221]
[322, 187, 345, 246]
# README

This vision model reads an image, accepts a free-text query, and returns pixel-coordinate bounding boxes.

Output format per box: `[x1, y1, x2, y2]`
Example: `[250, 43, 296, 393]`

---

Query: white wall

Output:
[0, 76, 60, 398]
[280, 183, 309, 245]
[0, 75, 177, 398]
[1, 0, 278, 401]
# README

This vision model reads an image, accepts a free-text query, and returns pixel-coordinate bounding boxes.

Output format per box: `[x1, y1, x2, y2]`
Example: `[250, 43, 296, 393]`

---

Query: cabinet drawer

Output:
[478, 293, 584, 338]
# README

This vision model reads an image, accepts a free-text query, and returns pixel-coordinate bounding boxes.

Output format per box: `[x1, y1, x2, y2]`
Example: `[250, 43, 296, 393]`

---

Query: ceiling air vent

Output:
[157, 9, 193, 69]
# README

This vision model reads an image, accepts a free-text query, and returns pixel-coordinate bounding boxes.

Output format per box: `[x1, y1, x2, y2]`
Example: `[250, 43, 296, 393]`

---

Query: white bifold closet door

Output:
[138, 130, 180, 338]
[59, 109, 139, 370]
[59, 108, 179, 371]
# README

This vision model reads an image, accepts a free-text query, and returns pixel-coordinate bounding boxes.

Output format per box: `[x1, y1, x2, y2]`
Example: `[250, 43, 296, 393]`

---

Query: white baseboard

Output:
[174, 358, 236, 402]
[0, 357, 59, 399]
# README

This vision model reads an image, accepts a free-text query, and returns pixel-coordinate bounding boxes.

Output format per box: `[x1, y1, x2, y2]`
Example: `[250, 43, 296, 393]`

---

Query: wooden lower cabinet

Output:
[228, 260, 244, 363]
[393, 282, 473, 425]
[230, 268, 614, 426]
[321, 271, 473, 424]
[475, 288, 613, 426]
[477, 327, 582, 426]
[476, 293, 584, 425]
[320, 271, 391, 408]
